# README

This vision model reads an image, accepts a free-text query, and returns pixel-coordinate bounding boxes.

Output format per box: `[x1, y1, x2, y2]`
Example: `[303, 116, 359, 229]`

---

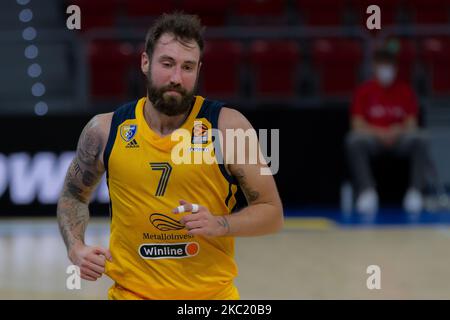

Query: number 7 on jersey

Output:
[150, 162, 172, 196]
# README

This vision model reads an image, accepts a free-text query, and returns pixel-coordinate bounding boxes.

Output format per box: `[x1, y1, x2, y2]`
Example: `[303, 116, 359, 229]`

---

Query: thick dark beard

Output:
[146, 72, 196, 117]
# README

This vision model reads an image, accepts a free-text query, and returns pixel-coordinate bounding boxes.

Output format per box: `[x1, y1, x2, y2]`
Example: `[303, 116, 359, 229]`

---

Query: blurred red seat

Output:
[235, 0, 286, 25]
[236, 0, 284, 15]
[88, 41, 136, 99]
[179, 0, 230, 26]
[406, 0, 449, 25]
[122, 0, 176, 17]
[420, 37, 450, 95]
[312, 38, 363, 96]
[70, 0, 119, 31]
[395, 39, 417, 84]
[249, 40, 300, 97]
[200, 40, 243, 98]
[351, 0, 400, 27]
[296, 0, 346, 26]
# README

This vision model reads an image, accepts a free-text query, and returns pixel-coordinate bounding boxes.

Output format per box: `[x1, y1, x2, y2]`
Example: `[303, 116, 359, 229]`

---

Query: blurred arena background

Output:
[1, 0, 450, 299]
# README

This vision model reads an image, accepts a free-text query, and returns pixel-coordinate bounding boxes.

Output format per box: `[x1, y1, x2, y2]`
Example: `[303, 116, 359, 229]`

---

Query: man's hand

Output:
[371, 127, 392, 147]
[386, 125, 404, 144]
[353, 116, 400, 147]
[374, 125, 403, 147]
[173, 200, 230, 237]
[69, 243, 112, 281]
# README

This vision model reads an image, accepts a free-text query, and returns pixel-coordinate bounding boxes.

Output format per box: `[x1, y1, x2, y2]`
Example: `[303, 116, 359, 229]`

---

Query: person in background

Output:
[346, 48, 429, 215]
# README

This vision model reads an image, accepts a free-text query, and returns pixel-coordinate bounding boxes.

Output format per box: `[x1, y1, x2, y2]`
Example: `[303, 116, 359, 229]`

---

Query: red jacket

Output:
[351, 79, 418, 128]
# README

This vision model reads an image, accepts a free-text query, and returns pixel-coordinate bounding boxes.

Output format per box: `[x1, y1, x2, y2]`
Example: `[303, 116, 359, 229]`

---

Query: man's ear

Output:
[141, 52, 150, 74]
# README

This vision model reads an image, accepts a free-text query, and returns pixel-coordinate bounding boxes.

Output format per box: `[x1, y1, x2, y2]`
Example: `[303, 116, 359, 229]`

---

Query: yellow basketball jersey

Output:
[103, 96, 240, 300]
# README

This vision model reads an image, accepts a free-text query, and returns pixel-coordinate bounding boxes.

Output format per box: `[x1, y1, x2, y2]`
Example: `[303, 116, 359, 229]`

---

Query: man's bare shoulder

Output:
[93, 112, 113, 131]
[84, 112, 113, 142]
[78, 112, 113, 168]
[218, 107, 253, 132]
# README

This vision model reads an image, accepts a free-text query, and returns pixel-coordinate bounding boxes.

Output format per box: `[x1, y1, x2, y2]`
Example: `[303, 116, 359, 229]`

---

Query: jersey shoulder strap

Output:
[196, 98, 226, 127]
[103, 100, 138, 171]
[196, 98, 237, 185]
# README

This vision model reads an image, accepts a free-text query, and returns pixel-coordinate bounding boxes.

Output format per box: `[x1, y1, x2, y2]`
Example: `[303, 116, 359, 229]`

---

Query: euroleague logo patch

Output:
[139, 242, 200, 259]
[150, 213, 184, 231]
[120, 124, 137, 142]
[191, 122, 208, 144]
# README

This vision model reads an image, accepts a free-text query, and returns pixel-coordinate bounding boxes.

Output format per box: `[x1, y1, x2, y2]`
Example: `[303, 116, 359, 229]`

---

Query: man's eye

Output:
[183, 66, 193, 71]
[162, 63, 172, 68]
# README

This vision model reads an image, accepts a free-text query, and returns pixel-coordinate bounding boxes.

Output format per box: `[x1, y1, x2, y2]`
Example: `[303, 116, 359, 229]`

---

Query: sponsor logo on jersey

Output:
[142, 233, 194, 241]
[120, 124, 137, 142]
[139, 242, 199, 259]
[188, 146, 210, 152]
[150, 213, 184, 231]
[191, 122, 208, 144]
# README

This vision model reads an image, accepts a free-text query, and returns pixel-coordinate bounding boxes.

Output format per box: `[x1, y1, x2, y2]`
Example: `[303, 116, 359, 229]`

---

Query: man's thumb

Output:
[95, 247, 113, 262]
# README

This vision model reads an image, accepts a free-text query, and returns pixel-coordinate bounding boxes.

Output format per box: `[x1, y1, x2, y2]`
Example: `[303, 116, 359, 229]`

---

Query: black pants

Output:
[345, 130, 429, 194]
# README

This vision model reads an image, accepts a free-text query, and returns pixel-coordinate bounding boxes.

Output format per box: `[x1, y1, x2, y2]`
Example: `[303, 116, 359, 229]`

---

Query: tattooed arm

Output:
[170, 107, 283, 237]
[57, 113, 113, 281]
[172, 108, 283, 238]
[217, 107, 284, 237]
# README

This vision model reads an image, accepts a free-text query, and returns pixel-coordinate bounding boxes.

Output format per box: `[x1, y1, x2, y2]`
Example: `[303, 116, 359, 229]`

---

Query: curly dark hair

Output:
[145, 12, 205, 59]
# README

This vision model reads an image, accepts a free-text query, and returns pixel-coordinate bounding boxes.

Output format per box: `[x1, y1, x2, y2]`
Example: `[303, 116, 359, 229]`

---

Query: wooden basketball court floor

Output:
[1, 217, 450, 299]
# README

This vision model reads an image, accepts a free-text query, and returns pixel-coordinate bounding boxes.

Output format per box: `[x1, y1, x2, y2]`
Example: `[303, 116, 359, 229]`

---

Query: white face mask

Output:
[375, 65, 396, 87]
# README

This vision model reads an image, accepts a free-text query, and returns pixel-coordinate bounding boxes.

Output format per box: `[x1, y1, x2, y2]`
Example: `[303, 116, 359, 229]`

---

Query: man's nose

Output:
[169, 66, 182, 85]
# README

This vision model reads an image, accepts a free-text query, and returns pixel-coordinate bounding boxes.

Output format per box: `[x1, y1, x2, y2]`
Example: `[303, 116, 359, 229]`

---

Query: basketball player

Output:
[57, 13, 283, 300]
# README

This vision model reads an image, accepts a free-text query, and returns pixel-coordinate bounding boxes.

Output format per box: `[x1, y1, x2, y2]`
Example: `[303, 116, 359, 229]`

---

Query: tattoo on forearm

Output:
[232, 168, 260, 203]
[82, 170, 96, 187]
[218, 216, 230, 235]
[57, 116, 104, 252]
[74, 161, 82, 176]
[58, 162, 91, 251]
[66, 179, 86, 203]
[57, 197, 89, 250]
[74, 159, 98, 187]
